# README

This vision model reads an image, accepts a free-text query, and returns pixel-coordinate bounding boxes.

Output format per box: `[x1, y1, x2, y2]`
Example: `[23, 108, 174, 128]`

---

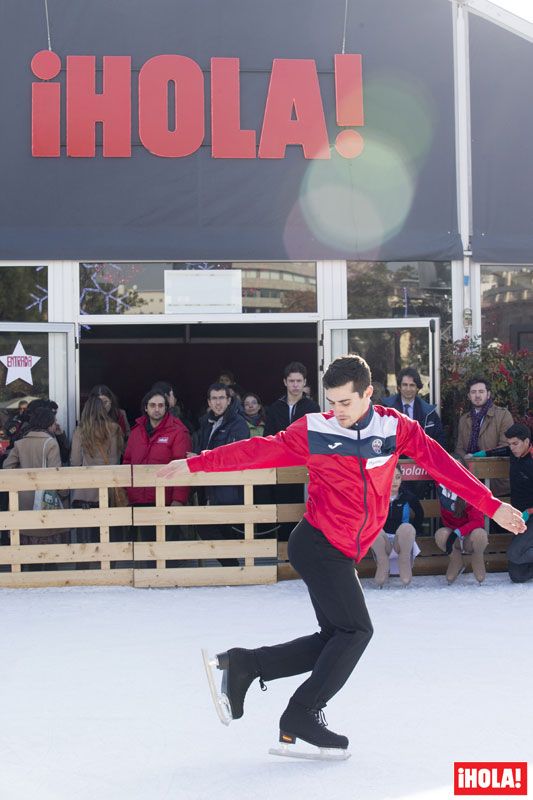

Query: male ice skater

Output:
[158, 355, 525, 758]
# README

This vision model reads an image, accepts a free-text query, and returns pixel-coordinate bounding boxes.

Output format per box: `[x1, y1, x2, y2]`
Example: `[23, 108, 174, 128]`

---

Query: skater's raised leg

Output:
[267, 520, 373, 749]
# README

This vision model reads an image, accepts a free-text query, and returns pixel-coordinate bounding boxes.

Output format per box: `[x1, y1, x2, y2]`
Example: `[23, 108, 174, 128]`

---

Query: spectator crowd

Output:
[1, 363, 531, 583]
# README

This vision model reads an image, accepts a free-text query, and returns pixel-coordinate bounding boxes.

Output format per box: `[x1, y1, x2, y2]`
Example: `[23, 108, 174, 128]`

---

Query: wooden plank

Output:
[133, 539, 277, 560]
[0, 465, 131, 491]
[276, 467, 308, 484]
[8, 491, 21, 573]
[132, 465, 276, 487]
[0, 570, 134, 588]
[277, 563, 300, 581]
[0, 507, 132, 530]
[468, 458, 509, 479]
[98, 487, 110, 570]
[420, 500, 441, 517]
[243, 485, 254, 567]
[132, 505, 276, 526]
[155, 486, 166, 570]
[277, 503, 305, 523]
[0, 543, 133, 565]
[133, 565, 277, 588]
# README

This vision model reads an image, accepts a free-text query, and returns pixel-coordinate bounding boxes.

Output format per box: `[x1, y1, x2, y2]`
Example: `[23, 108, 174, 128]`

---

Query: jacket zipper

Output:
[355, 427, 368, 562]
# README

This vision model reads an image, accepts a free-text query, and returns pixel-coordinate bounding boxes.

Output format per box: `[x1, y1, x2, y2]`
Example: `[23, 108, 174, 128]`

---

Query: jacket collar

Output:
[134, 412, 172, 433]
[350, 403, 374, 431]
[208, 399, 239, 426]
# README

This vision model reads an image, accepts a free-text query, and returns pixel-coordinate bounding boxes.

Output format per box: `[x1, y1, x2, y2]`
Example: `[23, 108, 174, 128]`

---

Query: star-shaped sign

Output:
[0, 340, 41, 386]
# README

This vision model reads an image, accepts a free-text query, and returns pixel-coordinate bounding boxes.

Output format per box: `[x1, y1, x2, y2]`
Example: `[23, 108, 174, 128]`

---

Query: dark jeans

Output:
[254, 518, 373, 709]
[508, 518, 533, 583]
[509, 561, 533, 583]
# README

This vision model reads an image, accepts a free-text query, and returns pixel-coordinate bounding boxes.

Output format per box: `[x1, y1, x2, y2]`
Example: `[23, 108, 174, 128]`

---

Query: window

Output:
[0, 266, 48, 322]
[481, 265, 533, 350]
[79, 262, 317, 315]
[347, 261, 452, 338]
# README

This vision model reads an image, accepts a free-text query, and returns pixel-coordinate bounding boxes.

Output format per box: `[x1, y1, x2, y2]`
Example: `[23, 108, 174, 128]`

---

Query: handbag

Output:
[33, 438, 63, 511]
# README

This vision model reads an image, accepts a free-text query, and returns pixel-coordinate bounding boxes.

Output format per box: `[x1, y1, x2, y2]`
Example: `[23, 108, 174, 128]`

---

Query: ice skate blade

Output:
[201, 648, 232, 726]
[269, 743, 351, 761]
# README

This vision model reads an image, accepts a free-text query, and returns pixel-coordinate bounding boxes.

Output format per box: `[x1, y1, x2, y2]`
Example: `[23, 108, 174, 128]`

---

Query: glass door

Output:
[0, 323, 77, 441]
[321, 317, 440, 409]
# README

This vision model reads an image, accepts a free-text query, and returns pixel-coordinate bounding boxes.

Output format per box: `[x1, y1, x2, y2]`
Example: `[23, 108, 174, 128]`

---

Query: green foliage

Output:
[0, 268, 47, 322]
[440, 336, 532, 447]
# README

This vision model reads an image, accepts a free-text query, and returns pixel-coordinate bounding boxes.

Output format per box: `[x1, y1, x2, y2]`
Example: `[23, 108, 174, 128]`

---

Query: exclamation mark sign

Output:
[334, 54, 364, 158]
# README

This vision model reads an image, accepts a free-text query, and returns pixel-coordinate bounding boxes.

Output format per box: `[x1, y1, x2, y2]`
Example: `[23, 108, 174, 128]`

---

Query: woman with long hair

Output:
[87, 384, 130, 439]
[70, 396, 125, 546]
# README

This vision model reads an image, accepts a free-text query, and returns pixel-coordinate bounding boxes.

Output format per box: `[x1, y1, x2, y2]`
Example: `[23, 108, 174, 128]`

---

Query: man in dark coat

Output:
[383, 366, 445, 499]
[264, 361, 320, 437]
[264, 362, 320, 540]
[473, 422, 533, 582]
[382, 367, 445, 445]
[193, 383, 250, 566]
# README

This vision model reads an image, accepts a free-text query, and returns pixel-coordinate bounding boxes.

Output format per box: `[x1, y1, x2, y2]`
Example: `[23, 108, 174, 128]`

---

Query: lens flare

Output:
[284, 71, 437, 257]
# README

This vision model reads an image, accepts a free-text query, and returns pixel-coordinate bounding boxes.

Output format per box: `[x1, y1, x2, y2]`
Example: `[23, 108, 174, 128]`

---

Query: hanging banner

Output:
[0, 0, 461, 261]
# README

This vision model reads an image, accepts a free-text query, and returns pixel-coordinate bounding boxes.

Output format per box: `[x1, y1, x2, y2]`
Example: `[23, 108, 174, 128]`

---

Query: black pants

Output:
[509, 561, 533, 583]
[508, 518, 533, 583]
[254, 518, 373, 709]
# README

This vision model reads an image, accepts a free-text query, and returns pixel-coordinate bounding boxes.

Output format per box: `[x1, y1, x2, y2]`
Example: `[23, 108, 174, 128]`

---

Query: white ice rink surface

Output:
[1, 573, 531, 800]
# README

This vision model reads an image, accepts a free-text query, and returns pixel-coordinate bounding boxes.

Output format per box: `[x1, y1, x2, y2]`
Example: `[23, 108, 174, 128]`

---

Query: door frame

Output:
[0, 322, 77, 436]
[321, 317, 441, 411]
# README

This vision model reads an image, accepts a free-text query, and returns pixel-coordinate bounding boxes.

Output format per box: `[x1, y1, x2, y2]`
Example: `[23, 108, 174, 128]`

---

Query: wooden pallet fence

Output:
[0, 457, 512, 588]
[0, 463, 283, 588]
[0, 465, 133, 588]
[275, 458, 512, 580]
[129, 465, 279, 587]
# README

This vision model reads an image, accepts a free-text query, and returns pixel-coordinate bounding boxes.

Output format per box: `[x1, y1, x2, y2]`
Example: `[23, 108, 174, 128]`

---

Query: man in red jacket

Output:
[124, 389, 191, 549]
[158, 356, 525, 758]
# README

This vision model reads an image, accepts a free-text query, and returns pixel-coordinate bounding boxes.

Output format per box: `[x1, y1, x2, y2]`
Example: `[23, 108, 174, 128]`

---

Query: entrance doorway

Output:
[321, 318, 440, 407]
[0, 322, 76, 436]
[79, 322, 318, 425]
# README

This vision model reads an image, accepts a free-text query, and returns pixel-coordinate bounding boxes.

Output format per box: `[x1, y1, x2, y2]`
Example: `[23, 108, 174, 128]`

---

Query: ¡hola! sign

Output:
[31, 51, 365, 160]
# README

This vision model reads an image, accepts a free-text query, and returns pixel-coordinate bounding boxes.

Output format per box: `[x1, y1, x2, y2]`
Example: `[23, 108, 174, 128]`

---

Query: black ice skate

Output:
[269, 699, 351, 761]
[201, 647, 262, 726]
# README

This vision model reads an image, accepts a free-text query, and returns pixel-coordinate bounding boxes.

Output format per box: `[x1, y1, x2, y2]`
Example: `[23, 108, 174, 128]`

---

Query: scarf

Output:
[467, 397, 493, 454]
[245, 412, 263, 427]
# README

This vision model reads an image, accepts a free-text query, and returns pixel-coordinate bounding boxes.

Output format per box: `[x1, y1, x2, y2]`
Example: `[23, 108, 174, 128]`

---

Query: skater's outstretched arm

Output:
[397, 417, 526, 536]
[158, 416, 310, 479]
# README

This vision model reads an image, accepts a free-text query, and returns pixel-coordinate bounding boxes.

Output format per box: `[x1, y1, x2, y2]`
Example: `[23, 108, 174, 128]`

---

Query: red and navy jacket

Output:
[124, 413, 191, 506]
[187, 404, 501, 561]
[437, 484, 485, 537]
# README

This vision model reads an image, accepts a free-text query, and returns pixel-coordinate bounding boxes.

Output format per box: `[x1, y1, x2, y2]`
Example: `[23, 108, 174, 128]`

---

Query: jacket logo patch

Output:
[327, 442, 343, 450]
[371, 438, 383, 454]
[157, 437, 169, 443]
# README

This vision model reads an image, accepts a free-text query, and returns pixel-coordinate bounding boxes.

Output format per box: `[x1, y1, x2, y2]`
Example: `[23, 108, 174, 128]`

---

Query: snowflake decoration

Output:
[25, 283, 48, 314]
[80, 263, 135, 315]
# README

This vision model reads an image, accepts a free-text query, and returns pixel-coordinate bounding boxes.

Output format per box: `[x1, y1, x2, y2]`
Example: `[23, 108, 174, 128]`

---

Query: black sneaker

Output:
[279, 699, 349, 750]
[216, 648, 263, 719]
